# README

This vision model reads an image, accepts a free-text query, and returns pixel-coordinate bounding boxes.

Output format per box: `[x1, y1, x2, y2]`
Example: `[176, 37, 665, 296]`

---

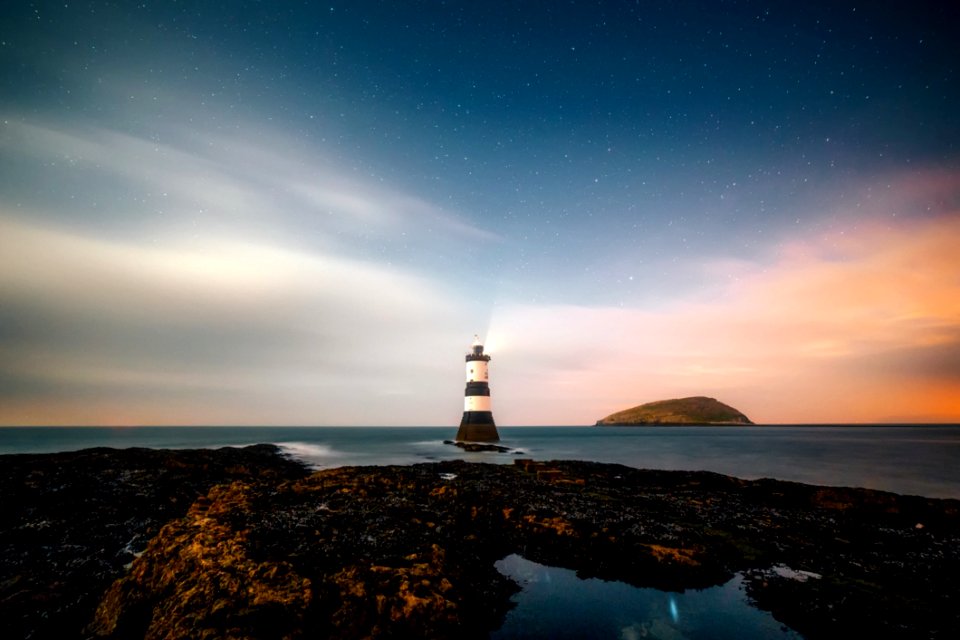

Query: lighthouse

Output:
[455, 335, 500, 442]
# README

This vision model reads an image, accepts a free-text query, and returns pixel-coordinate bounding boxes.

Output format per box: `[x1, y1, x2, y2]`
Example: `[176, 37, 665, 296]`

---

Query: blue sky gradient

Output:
[2, 1, 959, 424]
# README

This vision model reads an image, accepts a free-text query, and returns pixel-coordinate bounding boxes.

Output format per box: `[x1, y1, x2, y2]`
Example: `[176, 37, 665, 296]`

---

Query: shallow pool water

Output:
[492, 555, 799, 640]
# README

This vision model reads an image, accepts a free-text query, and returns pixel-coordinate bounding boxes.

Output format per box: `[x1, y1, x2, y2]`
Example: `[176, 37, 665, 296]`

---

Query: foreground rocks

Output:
[3, 449, 959, 639]
[0, 445, 308, 640]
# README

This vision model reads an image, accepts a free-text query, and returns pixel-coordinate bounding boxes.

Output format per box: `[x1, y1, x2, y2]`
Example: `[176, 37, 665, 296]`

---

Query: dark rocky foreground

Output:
[0, 445, 309, 640]
[2, 446, 959, 639]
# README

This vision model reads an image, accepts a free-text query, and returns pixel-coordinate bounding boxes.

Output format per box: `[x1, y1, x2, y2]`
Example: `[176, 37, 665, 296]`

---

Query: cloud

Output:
[1, 117, 497, 253]
[3, 113, 958, 426]
[0, 114, 505, 425]
[0, 214, 479, 425]
[487, 212, 960, 424]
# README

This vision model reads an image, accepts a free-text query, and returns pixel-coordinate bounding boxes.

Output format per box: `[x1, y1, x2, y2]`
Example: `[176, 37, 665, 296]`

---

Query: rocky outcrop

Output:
[443, 439, 515, 453]
[93, 460, 960, 639]
[0, 445, 308, 640]
[3, 448, 960, 639]
[596, 396, 754, 425]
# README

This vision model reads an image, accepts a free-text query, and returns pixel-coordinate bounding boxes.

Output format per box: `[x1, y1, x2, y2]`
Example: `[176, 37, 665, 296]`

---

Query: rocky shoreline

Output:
[2, 445, 959, 638]
[0, 445, 309, 640]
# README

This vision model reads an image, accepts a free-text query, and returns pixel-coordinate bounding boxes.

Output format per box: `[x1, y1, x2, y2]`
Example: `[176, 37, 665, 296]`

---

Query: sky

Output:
[1, 1, 959, 425]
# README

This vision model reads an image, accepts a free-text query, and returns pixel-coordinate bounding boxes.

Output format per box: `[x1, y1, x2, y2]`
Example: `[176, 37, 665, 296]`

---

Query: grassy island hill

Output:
[596, 396, 753, 426]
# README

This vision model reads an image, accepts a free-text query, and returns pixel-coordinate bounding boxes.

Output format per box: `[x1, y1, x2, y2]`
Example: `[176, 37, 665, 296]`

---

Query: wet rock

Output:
[95, 461, 960, 638]
[3, 451, 959, 638]
[0, 445, 308, 640]
[442, 440, 513, 453]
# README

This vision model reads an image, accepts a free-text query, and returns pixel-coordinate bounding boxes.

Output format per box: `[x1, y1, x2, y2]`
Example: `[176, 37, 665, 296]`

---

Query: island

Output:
[2, 445, 959, 638]
[596, 395, 753, 425]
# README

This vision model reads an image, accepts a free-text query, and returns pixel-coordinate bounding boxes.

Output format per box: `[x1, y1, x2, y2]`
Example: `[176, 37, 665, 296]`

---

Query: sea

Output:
[4, 424, 957, 638]
[2, 424, 958, 500]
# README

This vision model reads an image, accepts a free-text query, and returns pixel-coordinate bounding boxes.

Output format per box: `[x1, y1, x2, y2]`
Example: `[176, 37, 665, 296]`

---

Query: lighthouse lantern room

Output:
[455, 335, 500, 442]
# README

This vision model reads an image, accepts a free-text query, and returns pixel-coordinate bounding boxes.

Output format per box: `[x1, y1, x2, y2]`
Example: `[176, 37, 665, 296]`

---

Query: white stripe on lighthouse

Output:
[464, 396, 492, 412]
[465, 361, 489, 382]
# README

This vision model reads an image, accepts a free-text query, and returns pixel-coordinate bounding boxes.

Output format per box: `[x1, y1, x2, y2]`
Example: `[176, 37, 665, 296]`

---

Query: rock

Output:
[596, 396, 754, 425]
[0, 445, 308, 640]
[3, 449, 959, 639]
[93, 461, 960, 639]
[443, 440, 513, 453]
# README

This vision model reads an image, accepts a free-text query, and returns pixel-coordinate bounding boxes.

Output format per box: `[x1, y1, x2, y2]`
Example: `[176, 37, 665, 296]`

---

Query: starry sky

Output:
[2, 1, 959, 425]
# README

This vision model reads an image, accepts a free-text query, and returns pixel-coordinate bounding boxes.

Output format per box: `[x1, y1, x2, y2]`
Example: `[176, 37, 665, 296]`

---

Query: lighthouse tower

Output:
[455, 335, 500, 442]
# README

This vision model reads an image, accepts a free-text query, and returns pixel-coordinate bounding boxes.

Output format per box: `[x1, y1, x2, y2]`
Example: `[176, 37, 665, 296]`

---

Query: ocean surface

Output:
[2, 424, 959, 499]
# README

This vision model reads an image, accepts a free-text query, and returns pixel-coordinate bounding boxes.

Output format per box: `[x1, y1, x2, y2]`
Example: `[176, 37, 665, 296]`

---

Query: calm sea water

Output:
[1, 425, 958, 499]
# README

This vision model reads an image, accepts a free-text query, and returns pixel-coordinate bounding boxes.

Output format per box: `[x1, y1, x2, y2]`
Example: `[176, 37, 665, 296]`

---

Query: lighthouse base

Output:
[456, 411, 500, 442]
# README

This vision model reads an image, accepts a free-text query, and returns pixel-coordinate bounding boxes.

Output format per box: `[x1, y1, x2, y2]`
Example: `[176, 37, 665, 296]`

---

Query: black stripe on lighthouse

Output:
[464, 382, 490, 396]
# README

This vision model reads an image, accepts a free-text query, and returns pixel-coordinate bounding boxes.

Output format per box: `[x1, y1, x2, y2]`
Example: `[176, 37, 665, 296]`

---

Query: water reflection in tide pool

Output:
[492, 555, 799, 640]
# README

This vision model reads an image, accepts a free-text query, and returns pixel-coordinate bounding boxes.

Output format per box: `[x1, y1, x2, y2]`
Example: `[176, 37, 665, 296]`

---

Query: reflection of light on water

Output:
[669, 595, 679, 623]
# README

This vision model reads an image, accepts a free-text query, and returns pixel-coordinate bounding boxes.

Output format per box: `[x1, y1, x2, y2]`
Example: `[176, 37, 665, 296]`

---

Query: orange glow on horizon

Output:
[490, 213, 960, 425]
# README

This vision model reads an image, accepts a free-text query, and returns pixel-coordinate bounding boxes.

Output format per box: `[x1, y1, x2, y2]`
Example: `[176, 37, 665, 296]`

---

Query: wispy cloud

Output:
[0, 213, 479, 424]
[0, 112, 509, 424]
[1, 117, 497, 251]
[2, 114, 958, 425]
[488, 208, 960, 424]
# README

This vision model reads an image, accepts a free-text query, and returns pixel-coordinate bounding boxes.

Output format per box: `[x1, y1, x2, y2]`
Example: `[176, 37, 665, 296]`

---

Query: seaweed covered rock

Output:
[0, 445, 308, 640]
[4, 449, 959, 639]
[90, 460, 960, 639]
